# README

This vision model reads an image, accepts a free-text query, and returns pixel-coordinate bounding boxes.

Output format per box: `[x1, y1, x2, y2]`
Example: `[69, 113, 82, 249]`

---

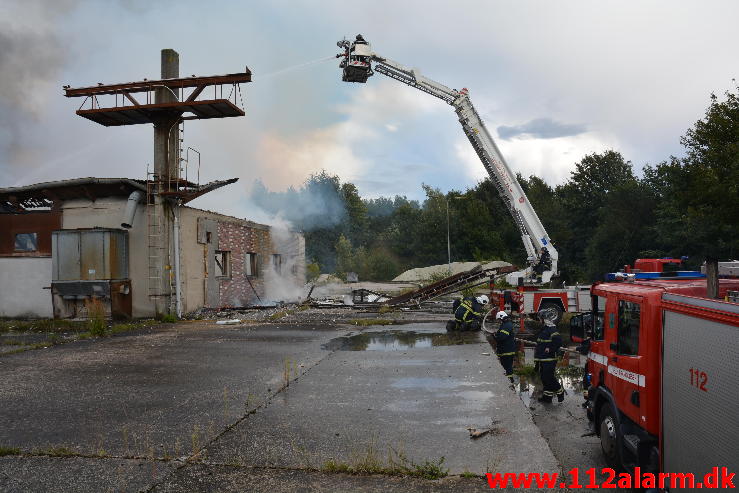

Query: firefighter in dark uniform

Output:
[534, 310, 564, 402]
[493, 310, 516, 377]
[450, 295, 488, 331]
[533, 246, 552, 281]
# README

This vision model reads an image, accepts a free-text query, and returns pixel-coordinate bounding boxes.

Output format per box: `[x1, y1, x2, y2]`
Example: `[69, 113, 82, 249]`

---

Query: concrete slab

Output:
[0, 456, 176, 493]
[152, 464, 505, 493]
[0, 323, 339, 458]
[205, 323, 559, 475]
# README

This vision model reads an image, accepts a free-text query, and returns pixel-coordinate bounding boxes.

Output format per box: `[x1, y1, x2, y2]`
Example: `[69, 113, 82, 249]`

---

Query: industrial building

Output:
[0, 177, 305, 319]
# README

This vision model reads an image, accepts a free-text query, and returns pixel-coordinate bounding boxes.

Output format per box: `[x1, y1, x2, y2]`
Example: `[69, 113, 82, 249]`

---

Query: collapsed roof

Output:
[0, 177, 238, 212]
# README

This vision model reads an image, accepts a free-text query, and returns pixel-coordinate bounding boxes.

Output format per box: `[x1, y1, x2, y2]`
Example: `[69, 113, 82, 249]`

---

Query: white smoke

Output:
[263, 216, 307, 303]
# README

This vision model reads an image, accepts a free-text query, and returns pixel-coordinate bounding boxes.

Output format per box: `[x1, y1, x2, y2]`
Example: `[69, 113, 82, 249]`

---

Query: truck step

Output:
[623, 434, 640, 455]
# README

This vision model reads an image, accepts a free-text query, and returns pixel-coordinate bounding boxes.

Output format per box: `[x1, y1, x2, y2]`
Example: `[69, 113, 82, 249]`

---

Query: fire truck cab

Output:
[574, 270, 739, 484]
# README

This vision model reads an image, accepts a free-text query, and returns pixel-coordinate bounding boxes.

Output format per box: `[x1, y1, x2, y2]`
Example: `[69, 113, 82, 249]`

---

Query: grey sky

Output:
[0, 0, 736, 218]
[497, 118, 587, 140]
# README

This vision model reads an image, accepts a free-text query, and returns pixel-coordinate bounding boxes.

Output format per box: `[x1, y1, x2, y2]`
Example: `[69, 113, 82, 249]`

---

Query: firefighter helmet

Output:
[476, 295, 489, 305]
[495, 310, 508, 320]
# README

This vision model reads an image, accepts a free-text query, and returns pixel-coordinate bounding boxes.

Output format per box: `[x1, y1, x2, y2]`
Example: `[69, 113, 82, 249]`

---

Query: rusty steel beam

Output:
[122, 92, 141, 106]
[64, 71, 252, 97]
[185, 85, 206, 102]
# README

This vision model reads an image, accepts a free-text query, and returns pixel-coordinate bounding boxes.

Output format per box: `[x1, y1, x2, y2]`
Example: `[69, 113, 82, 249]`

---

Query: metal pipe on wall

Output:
[121, 190, 143, 229]
[173, 203, 182, 317]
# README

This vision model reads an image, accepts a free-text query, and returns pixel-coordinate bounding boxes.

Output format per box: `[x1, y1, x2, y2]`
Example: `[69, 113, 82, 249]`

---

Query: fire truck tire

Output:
[539, 302, 564, 325]
[598, 402, 621, 470]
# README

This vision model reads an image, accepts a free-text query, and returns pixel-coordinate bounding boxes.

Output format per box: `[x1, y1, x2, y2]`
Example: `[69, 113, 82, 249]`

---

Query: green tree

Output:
[584, 180, 657, 279]
[334, 234, 354, 279]
[646, 89, 739, 262]
[557, 150, 636, 280]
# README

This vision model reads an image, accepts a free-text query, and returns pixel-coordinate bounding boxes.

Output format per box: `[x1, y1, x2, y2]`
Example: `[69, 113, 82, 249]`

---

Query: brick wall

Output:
[217, 221, 271, 307]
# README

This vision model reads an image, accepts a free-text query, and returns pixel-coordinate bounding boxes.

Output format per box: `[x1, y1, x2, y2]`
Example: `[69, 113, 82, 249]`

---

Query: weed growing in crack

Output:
[121, 426, 129, 455]
[191, 425, 201, 455]
[85, 298, 107, 336]
[0, 446, 21, 456]
[320, 438, 448, 480]
[37, 446, 76, 457]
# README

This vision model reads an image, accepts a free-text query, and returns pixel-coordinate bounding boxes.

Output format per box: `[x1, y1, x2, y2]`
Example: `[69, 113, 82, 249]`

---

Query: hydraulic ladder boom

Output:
[337, 36, 558, 283]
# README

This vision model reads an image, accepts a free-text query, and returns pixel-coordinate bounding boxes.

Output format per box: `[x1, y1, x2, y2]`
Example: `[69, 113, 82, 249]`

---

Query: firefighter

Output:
[451, 295, 488, 331]
[493, 310, 516, 378]
[533, 246, 551, 281]
[534, 309, 564, 403]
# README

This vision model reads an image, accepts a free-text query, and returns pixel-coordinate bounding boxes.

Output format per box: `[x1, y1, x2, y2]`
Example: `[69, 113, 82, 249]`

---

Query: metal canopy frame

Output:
[64, 70, 251, 127]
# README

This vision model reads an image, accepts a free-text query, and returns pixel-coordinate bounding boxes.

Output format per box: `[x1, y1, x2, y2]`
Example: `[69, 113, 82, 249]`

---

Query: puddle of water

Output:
[322, 330, 483, 351]
[513, 347, 586, 407]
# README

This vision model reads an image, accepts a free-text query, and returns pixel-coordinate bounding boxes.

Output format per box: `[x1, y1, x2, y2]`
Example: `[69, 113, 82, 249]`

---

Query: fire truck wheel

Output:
[539, 302, 564, 325]
[598, 402, 621, 469]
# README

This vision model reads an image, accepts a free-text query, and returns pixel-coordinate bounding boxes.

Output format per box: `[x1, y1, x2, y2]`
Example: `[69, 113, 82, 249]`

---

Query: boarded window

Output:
[272, 254, 282, 275]
[215, 251, 231, 278]
[245, 252, 258, 277]
[617, 301, 640, 355]
[14, 233, 38, 252]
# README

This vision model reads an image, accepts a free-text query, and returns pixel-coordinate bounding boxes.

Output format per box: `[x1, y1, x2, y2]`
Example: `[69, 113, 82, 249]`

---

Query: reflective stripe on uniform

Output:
[497, 352, 516, 356]
[498, 330, 510, 335]
[534, 357, 558, 362]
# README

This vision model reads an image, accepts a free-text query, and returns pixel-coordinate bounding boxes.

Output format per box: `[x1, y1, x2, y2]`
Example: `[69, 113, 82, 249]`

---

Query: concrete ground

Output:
[0, 308, 584, 492]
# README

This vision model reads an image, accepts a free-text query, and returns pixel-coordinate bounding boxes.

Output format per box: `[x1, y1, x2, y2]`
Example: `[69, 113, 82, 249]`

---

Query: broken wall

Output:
[217, 220, 271, 307]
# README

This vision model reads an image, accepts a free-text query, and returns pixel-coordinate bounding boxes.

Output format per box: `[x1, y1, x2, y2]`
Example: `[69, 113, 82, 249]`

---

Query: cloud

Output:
[497, 118, 587, 140]
[252, 80, 445, 191]
[454, 131, 620, 185]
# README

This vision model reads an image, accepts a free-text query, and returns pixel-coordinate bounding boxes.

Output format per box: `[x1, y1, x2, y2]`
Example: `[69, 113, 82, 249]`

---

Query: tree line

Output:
[252, 89, 738, 283]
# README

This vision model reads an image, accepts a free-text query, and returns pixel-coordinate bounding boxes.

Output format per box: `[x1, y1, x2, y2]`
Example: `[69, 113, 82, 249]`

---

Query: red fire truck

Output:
[572, 269, 738, 486]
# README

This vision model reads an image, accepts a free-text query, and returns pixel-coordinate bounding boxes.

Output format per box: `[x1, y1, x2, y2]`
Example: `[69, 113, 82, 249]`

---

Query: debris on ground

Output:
[466, 419, 503, 439]
[392, 260, 513, 283]
[466, 426, 502, 439]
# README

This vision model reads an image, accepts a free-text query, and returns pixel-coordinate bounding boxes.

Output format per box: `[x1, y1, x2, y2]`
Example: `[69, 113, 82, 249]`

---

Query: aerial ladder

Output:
[337, 35, 557, 285]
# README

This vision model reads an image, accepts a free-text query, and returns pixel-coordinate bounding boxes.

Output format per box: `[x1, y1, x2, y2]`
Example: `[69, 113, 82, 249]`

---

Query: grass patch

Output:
[0, 319, 85, 334]
[4, 342, 51, 355]
[156, 313, 178, 323]
[460, 470, 477, 478]
[268, 310, 292, 321]
[85, 298, 107, 337]
[409, 457, 448, 480]
[0, 446, 21, 456]
[37, 446, 76, 457]
[321, 446, 447, 480]
[322, 459, 352, 473]
[514, 363, 537, 377]
[349, 318, 394, 327]
[377, 305, 395, 315]
[1, 339, 27, 346]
